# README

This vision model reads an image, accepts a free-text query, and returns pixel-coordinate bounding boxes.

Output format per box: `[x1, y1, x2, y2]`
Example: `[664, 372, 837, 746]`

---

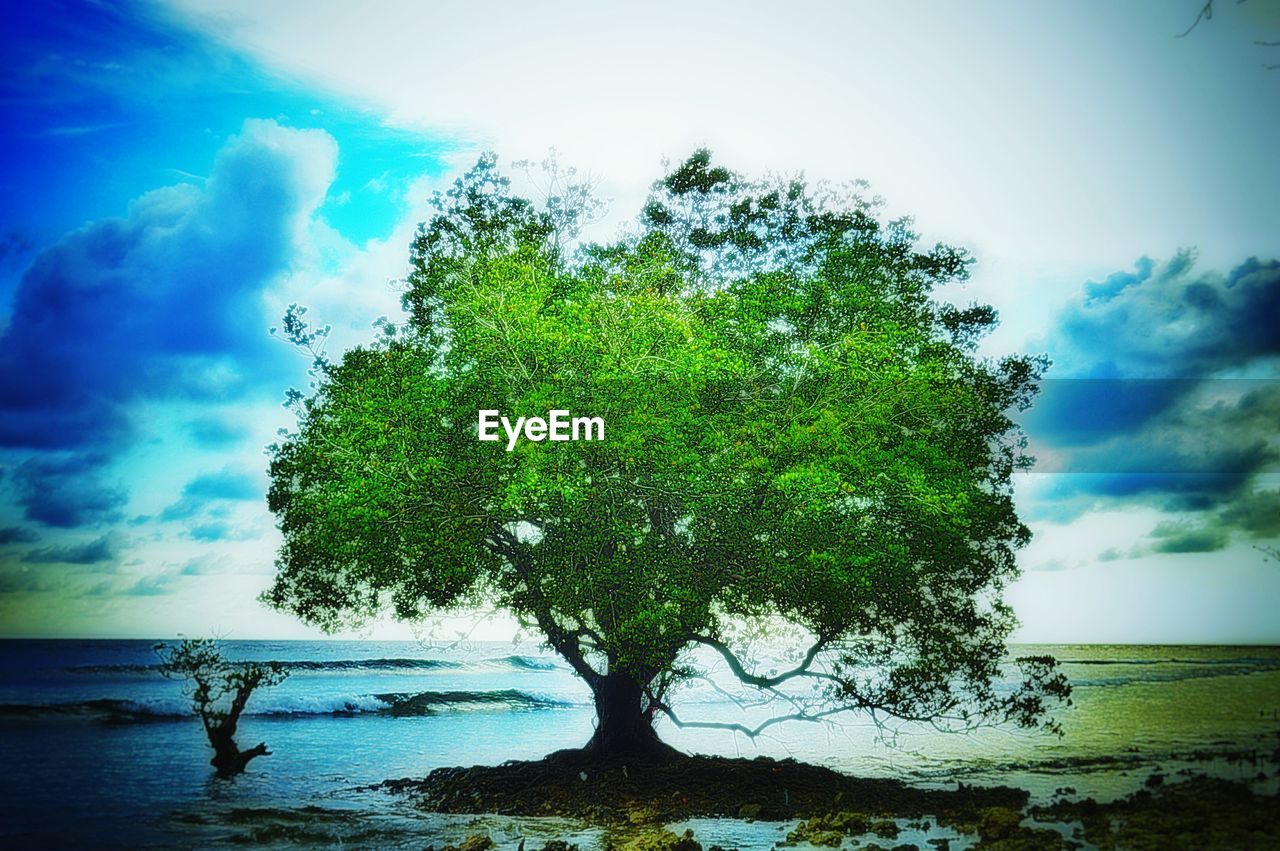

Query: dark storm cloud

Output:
[0, 120, 336, 527]
[0, 567, 63, 594]
[0, 120, 334, 450]
[1049, 253, 1280, 379]
[0, 526, 39, 544]
[21, 533, 119, 565]
[1031, 380, 1277, 482]
[1023, 379, 1194, 447]
[1092, 497, 1277, 561]
[1220, 489, 1280, 538]
[1023, 253, 1280, 505]
[1029, 253, 1280, 549]
[11, 454, 128, 528]
[1148, 521, 1231, 555]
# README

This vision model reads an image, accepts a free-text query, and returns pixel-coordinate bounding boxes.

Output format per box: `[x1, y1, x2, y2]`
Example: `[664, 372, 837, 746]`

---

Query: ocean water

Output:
[1, 640, 1277, 848]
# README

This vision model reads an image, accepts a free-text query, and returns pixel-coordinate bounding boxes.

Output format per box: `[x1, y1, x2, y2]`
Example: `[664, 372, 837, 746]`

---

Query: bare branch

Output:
[691, 633, 839, 688]
[1177, 0, 1216, 38]
[653, 697, 852, 738]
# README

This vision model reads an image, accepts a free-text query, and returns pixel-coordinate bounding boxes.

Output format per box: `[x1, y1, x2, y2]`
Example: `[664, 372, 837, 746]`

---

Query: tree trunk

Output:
[582, 673, 676, 762]
[208, 728, 271, 778]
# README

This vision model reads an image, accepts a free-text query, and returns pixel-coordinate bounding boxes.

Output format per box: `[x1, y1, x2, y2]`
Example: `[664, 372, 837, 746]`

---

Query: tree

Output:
[156, 638, 288, 778]
[266, 152, 1070, 763]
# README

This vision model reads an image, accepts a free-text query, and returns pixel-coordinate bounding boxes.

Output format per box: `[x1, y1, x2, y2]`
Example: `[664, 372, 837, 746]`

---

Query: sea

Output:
[1, 640, 1277, 849]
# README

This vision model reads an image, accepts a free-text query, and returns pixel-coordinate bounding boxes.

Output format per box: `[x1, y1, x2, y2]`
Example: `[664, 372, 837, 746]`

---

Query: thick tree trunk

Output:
[208, 729, 271, 779]
[200, 682, 276, 778]
[582, 673, 676, 762]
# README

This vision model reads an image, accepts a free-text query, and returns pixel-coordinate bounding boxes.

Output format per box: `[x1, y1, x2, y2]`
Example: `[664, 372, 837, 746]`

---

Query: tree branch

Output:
[485, 524, 603, 688]
[1177, 1, 1215, 38]
[652, 697, 851, 738]
[691, 633, 838, 688]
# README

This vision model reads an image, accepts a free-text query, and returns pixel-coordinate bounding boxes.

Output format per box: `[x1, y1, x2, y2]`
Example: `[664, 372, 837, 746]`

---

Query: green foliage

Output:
[266, 151, 1069, 736]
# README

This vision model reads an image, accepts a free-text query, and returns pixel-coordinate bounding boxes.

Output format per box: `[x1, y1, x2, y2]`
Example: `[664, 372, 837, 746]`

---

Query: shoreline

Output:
[5, 641, 1279, 848]
[365, 744, 1280, 851]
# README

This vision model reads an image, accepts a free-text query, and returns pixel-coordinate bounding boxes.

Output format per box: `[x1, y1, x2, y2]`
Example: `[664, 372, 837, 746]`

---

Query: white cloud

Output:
[162, 0, 1280, 275]
[12, 2, 1280, 640]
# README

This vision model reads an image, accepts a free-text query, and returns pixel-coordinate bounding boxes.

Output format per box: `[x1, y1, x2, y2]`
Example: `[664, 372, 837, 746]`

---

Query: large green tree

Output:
[266, 152, 1069, 761]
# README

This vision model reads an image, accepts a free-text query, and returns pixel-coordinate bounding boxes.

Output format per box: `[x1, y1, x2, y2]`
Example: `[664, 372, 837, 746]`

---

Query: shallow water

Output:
[1, 640, 1277, 847]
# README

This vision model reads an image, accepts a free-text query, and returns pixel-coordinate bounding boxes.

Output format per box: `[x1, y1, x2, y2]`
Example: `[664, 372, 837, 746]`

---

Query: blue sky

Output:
[1, 0, 1277, 640]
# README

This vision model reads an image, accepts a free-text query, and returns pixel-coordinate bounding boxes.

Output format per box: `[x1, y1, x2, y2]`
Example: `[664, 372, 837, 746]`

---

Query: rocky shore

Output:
[381, 751, 1280, 851]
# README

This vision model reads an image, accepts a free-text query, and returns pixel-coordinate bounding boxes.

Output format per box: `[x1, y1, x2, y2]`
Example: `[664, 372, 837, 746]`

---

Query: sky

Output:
[0, 0, 1277, 642]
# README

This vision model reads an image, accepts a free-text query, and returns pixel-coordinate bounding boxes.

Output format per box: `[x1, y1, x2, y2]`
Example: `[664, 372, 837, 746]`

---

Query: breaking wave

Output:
[0, 689, 571, 723]
[64, 655, 562, 675]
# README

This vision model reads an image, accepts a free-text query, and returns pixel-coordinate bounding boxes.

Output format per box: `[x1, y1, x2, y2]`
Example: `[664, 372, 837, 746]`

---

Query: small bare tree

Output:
[155, 638, 288, 778]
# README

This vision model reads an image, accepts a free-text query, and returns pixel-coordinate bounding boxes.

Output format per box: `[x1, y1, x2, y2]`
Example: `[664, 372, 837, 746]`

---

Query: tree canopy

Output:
[266, 151, 1070, 759]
